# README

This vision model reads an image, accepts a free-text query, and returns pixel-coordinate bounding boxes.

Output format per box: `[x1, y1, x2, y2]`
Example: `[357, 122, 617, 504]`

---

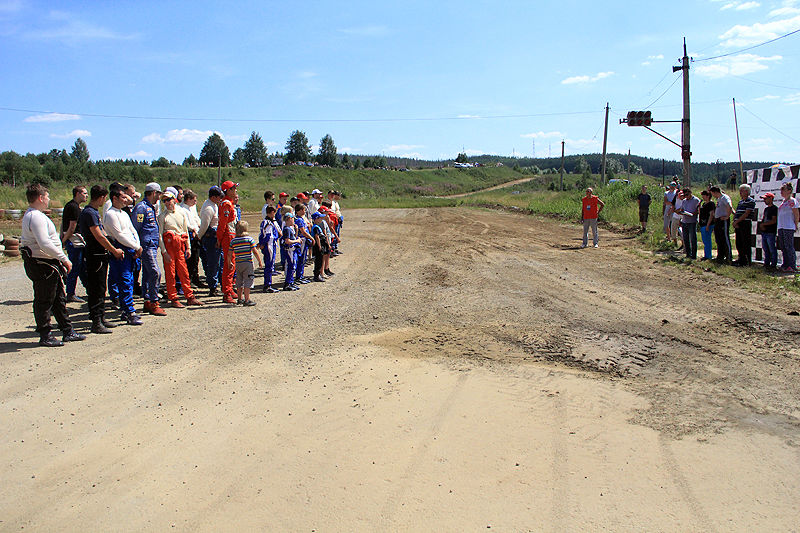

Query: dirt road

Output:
[439, 176, 535, 198]
[1, 207, 798, 531]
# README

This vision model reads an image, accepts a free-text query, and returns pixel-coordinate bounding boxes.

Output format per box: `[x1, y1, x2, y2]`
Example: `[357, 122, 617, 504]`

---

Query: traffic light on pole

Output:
[626, 110, 652, 126]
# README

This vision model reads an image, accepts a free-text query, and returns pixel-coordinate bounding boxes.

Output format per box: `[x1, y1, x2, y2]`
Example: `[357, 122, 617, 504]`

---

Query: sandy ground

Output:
[1, 207, 799, 532]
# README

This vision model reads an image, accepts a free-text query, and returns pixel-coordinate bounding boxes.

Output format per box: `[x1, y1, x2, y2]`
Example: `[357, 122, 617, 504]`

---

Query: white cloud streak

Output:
[561, 71, 614, 85]
[520, 131, 563, 139]
[50, 129, 91, 138]
[24, 112, 80, 123]
[695, 53, 781, 78]
[142, 129, 217, 144]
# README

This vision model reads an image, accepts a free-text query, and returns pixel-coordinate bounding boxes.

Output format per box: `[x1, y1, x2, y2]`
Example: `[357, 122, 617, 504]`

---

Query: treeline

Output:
[468, 153, 775, 184]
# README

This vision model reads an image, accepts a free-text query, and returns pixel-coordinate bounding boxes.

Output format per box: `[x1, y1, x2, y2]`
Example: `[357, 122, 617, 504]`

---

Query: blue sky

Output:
[1, 0, 799, 165]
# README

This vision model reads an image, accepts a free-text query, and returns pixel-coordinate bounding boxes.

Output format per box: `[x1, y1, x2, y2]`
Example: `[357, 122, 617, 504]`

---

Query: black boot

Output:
[91, 319, 113, 334]
[39, 333, 64, 347]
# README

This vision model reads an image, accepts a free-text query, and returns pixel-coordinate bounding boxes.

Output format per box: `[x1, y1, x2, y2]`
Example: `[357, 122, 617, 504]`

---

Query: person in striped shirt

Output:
[229, 220, 263, 306]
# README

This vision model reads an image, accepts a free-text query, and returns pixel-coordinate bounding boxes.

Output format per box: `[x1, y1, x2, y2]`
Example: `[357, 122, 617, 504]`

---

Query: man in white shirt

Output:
[198, 186, 224, 297]
[19, 183, 86, 346]
[104, 183, 144, 325]
[308, 189, 322, 215]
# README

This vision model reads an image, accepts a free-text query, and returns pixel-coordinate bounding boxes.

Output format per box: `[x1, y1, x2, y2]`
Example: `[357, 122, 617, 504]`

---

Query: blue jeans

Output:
[762, 233, 777, 267]
[700, 226, 713, 259]
[141, 246, 161, 303]
[283, 247, 296, 286]
[109, 251, 136, 315]
[779, 228, 796, 270]
[681, 222, 697, 259]
[295, 242, 307, 280]
[201, 231, 222, 291]
[64, 241, 86, 296]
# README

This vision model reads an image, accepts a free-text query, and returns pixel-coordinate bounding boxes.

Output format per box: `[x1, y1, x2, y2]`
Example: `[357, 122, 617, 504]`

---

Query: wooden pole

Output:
[601, 103, 609, 185]
[733, 97, 744, 186]
[559, 141, 565, 191]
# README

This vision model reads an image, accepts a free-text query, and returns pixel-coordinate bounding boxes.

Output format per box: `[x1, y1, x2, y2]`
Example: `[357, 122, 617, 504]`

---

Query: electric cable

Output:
[693, 27, 800, 62]
[739, 105, 800, 146]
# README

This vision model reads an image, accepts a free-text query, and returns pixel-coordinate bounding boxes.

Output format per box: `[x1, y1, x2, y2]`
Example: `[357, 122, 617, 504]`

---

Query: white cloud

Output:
[769, 6, 800, 16]
[648, 54, 665, 60]
[24, 112, 80, 122]
[265, 141, 279, 148]
[397, 152, 423, 159]
[695, 53, 781, 78]
[736, 1, 761, 9]
[718, 15, 800, 47]
[49, 129, 91, 138]
[142, 129, 217, 144]
[721, 2, 736, 9]
[563, 138, 602, 152]
[786, 92, 800, 104]
[384, 144, 424, 152]
[561, 71, 614, 84]
[520, 131, 563, 139]
[754, 94, 780, 101]
[126, 150, 151, 159]
[24, 10, 137, 43]
[457, 114, 481, 119]
[338, 25, 389, 37]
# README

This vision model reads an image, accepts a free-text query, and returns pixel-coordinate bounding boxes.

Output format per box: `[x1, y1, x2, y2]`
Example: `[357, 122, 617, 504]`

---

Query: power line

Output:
[727, 73, 800, 91]
[643, 73, 681, 109]
[0, 106, 600, 124]
[739, 105, 800, 146]
[693, 27, 800, 62]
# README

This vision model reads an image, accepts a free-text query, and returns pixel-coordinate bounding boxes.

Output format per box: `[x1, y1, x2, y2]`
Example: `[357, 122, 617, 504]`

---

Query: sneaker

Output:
[146, 301, 167, 316]
[169, 299, 185, 308]
[101, 318, 117, 329]
[267, 287, 280, 293]
[593, 244, 599, 248]
[62, 331, 86, 342]
[580, 244, 587, 249]
[243, 300, 256, 306]
[186, 297, 204, 306]
[222, 295, 236, 304]
[324, 270, 335, 276]
[124, 314, 143, 326]
[283, 285, 298, 291]
[313, 276, 326, 282]
[39, 334, 64, 347]
[66, 294, 85, 303]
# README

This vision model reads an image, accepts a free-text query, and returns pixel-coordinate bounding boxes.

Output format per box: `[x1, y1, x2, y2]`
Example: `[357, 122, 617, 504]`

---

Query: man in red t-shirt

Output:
[217, 180, 239, 303]
[581, 187, 605, 248]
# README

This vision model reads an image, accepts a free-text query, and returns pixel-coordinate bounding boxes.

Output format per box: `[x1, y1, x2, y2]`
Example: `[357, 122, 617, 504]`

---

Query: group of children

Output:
[227, 188, 343, 305]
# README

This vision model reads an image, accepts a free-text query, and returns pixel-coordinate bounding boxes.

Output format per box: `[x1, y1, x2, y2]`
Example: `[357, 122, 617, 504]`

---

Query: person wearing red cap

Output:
[217, 180, 239, 303]
[758, 192, 778, 270]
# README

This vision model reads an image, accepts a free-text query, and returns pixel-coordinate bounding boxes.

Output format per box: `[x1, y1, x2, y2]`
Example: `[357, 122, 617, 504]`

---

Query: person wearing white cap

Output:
[308, 189, 322, 215]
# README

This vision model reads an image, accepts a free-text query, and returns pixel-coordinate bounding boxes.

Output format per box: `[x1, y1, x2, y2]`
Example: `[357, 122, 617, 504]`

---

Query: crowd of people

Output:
[18, 181, 343, 347]
[652, 180, 798, 269]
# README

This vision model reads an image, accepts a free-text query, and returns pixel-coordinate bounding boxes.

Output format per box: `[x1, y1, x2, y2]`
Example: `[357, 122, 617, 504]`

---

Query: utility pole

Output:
[217, 153, 222, 186]
[662, 159, 665, 188]
[674, 38, 691, 186]
[601, 102, 610, 185]
[732, 97, 744, 185]
[559, 141, 565, 191]
[627, 149, 631, 181]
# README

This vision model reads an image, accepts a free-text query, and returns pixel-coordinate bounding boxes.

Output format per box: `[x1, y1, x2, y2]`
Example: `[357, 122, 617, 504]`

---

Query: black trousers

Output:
[22, 255, 72, 337]
[735, 222, 752, 265]
[188, 235, 201, 281]
[313, 243, 324, 277]
[85, 251, 109, 321]
[713, 219, 731, 263]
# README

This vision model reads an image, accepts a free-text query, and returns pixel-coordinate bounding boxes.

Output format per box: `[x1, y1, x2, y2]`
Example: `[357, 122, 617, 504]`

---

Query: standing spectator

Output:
[310, 211, 330, 282]
[308, 189, 323, 215]
[181, 189, 203, 287]
[229, 220, 263, 306]
[710, 186, 733, 264]
[103, 184, 143, 325]
[276, 192, 290, 270]
[293, 203, 313, 284]
[198, 186, 224, 297]
[258, 205, 281, 293]
[159, 190, 204, 307]
[758, 192, 778, 270]
[217, 181, 239, 303]
[124, 184, 142, 297]
[61, 185, 87, 303]
[663, 181, 678, 238]
[132, 183, 166, 316]
[261, 190, 276, 219]
[670, 190, 684, 250]
[699, 190, 716, 260]
[777, 182, 799, 273]
[329, 190, 343, 254]
[677, 187, 700, 260]
[636, 185, 651, 232]
[19, 183, 86, 347]
[79, 185, 124, 334]
[732, 184, 756, 266]
[281, 213, 303, 291]
[580, 187, 604, 248]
